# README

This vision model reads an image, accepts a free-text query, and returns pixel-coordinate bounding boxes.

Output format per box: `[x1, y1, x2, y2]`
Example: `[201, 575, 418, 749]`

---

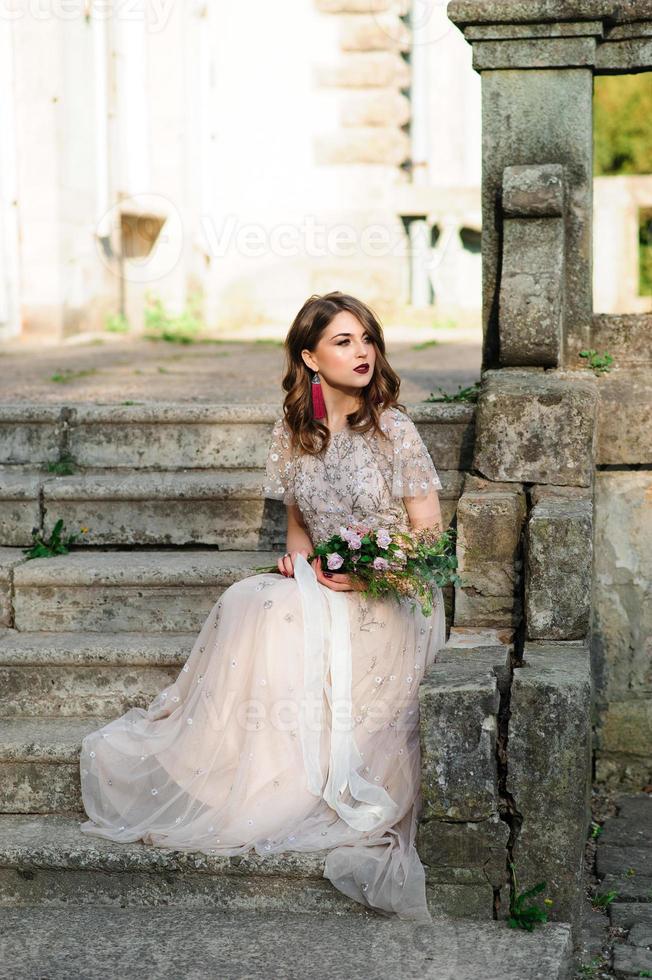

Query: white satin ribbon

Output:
[293, 551, 329, 796]
[293, 552, 399, 832]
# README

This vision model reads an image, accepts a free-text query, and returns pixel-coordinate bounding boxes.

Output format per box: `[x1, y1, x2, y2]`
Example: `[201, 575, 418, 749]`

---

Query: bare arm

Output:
[403, 489, 443, 533]
[277, 503, 314, 577]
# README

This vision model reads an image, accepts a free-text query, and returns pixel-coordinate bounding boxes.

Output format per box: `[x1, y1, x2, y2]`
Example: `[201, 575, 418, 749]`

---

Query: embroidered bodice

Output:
[262, 406, 442, 543]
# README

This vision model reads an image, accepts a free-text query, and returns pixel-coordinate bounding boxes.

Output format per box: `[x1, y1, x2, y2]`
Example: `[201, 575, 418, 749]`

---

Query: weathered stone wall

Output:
[421, 0, 652, 937]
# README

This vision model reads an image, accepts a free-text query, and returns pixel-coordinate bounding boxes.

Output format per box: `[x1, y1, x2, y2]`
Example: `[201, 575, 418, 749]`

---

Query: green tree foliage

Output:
[593, 74, 652, 176]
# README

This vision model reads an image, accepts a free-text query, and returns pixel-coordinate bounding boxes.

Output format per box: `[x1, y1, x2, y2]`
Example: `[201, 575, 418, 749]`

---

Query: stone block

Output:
[592, 473, 652, 719]
[525, 493, 592, 640]
[317, 0, 408, 11]
[446, 626, 515, 647]
[41, 470, 285, 549]
[339, 89, 410, 127]
[473, 369, 598, 486]
[612, 946, 652, 978]
[0, 405, 65, 465]
[464, 21, 604, 40]
[472, 36, 596, 71]
[66, 405, 274, 470]
[448, 1, 626, 27]
[454, 485, 526, 628]
[412, 403, 476, 471]
[478, 68, 593, 367]
[591, 313, 652, 368]
[506, 641, 592, 932]
[595, 700, 652, 789]
[419, 814, 510, 902]
[595, 370, 652, 465]
[418, 646, 510, 822]
[596, 37, 652, 72]
[418, 644, 512, 915]
[314, 52, 410, 88]
[502, 163, 565, 218]
[499, 165, 566, 367]
[12, 550, 279, 632]
[340, 14, 410, 52]
[314, 128, 410, 166]
[0, 661, 181, 718]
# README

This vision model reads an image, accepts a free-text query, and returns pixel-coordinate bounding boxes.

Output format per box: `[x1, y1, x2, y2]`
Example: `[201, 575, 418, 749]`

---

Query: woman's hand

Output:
[311, 557, 366, 592]
[277, 549, 311, 577]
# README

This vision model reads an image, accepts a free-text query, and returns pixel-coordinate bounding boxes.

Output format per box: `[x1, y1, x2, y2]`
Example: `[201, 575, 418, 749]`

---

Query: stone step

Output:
[12, 549, 279, 632]
[0, 717, 97, 812]
[0, 465, 462, 548]
[0, 812, 362, 916]
[0, 903, 575, 980]
[0, 630, 193, 717]
[0, 401, 475, 470]
[0, 467, 286, 549]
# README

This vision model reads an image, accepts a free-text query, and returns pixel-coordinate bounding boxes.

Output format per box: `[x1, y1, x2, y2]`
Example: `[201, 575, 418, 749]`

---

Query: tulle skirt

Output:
[79, 553, 446, 922]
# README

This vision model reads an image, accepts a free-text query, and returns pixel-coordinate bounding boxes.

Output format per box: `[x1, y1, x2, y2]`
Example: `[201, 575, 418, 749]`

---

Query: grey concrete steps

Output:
[0, 904, 575, 980]
[0, 466, 288, 548]
[0, 396, 467, 549]
[0, 630, 192, 716]
[0, 717, 98, 812]
[0, 464, 463, 548]
[0, 812, 362, 915]
[12, 549, 279, 632]
[0, 814, 575, 980]
[0, 400, 475, 469]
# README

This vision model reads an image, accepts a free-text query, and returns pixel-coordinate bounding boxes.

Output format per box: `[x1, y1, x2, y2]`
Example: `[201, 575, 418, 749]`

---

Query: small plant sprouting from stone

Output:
[506, 862, 552, 931]
[589, 820, 603, 839]
[23, 519, 88, 560]
[45, 454, 76, 476]
[426, 381, 481, 403]
[591, 888, 618, 910]
[625, 866, 637, 876]
[579, 349, 614, 374]
[577, 954, 610, 977]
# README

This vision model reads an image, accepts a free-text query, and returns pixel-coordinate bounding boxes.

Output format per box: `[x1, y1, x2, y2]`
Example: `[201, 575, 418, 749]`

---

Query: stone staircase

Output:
[0, 404, 462, 902]
[0, 398, 579, 976]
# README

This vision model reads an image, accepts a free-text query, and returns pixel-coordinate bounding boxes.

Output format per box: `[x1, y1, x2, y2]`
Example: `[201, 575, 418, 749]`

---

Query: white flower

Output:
[376, 528, 392, 549]
[326, 552, 344, 571]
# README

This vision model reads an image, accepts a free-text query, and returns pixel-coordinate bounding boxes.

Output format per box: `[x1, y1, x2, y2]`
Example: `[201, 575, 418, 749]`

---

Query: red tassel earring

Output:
[311, 371, 326, 420]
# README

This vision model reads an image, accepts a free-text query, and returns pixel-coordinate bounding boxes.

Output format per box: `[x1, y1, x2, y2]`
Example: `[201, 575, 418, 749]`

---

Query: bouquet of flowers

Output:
[255, 523, 462, 617]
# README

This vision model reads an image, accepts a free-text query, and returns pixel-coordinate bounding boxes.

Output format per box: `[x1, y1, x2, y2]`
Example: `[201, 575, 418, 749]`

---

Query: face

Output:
[301, 311, 376, 390]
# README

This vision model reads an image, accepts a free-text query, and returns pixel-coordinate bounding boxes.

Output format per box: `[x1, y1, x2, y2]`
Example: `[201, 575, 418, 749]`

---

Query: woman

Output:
[79, 290, 447, 924]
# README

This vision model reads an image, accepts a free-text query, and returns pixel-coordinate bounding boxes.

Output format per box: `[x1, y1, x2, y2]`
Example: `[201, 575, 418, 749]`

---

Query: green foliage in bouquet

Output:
[255, 523, 462, 617]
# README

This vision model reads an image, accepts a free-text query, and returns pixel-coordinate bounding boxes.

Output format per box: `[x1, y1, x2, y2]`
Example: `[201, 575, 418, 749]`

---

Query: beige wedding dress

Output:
[79, 405, 446, 923]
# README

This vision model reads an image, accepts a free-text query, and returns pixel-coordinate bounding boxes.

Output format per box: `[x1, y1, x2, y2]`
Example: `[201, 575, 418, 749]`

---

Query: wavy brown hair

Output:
[279, 291, 406, 455]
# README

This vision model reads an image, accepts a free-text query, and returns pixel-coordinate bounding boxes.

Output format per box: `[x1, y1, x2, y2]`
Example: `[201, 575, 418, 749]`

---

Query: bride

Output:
[79, 290, 447, 924]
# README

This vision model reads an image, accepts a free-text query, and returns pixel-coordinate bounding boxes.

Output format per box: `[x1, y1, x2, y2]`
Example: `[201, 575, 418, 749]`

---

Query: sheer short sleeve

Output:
[389, 409, 443, 498]
[262, 417, 296, 505]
